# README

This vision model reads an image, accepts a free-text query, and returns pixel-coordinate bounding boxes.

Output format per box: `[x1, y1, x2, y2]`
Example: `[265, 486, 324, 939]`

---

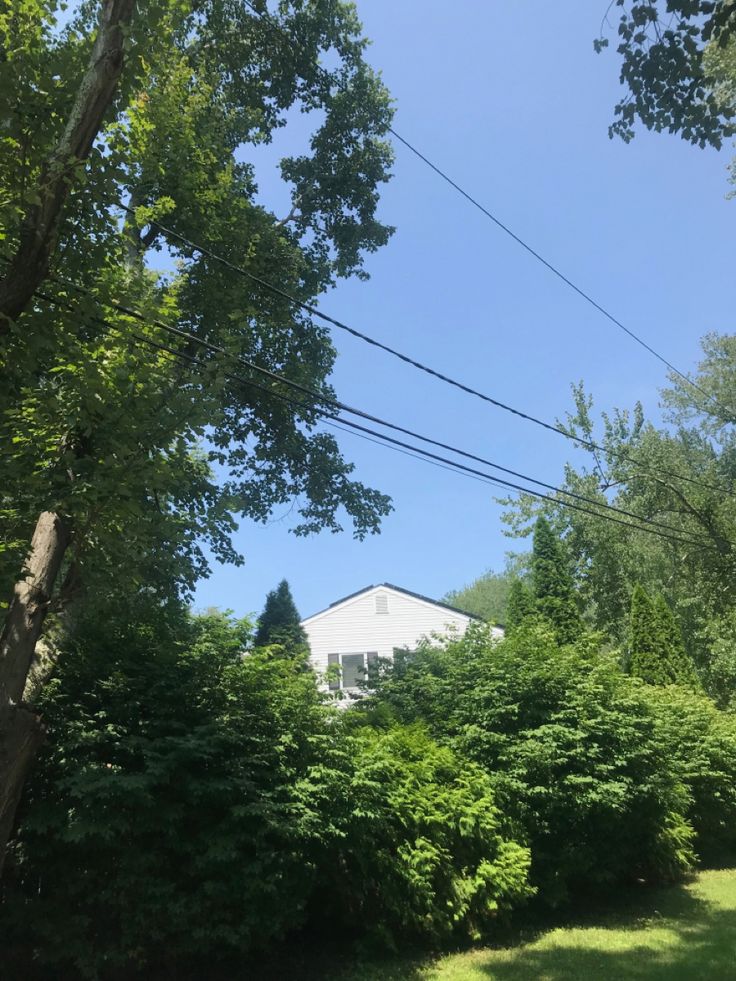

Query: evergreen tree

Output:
[653, 594, 701, 691]
[628, 586, 700, 688]
[255, 580, 310, 659]
[629, 584, 665, 684]
[531, 517, 582, 644]
[506, 579, 536, 631]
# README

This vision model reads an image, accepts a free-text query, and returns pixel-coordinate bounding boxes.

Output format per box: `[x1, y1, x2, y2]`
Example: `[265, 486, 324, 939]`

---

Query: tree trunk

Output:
[0, 0, 138, 333]
[0, 511, 71, 876]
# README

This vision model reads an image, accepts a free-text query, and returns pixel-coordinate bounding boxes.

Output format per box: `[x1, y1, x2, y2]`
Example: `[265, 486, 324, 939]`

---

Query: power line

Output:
[240, 0, 735, 423]
[44, 272, 714, 542]
[116, 206, 732, 501]
[33, 276, 722, 550]
[117, 322, 720, 552]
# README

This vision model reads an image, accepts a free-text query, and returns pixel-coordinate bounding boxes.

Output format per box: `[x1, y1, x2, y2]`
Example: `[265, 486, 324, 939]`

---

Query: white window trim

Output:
[328, 651, 378, 692]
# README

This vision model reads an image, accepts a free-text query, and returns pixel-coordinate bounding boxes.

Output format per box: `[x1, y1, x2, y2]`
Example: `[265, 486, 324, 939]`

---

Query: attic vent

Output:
[375, 593, 389, 615]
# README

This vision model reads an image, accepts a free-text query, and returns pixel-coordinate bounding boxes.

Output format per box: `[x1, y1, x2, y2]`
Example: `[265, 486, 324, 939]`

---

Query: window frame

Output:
[327, 651, 379, 692]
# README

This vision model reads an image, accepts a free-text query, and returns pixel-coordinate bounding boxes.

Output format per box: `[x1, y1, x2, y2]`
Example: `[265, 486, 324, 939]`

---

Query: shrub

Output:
[645, 685, 736, 865]
[1, 610, 336, 977]
[319, 724, 533, 945]
[366, 623, 696, 904]
[2, 608, 532, 975]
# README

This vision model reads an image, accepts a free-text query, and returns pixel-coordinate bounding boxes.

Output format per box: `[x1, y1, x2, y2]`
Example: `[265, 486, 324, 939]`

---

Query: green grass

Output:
[321, 869, 736, 981]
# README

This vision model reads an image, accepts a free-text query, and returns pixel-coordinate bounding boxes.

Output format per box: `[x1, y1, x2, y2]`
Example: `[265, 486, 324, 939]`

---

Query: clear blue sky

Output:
[194, 0, 736, 622]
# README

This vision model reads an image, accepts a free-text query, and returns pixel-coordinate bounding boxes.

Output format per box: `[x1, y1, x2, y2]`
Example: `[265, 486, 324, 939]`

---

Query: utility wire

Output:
[240, 0, 734, 423]
[33, 275, 721, 550]
[116, 206, 732, 500]
[114, 318, 718, 552]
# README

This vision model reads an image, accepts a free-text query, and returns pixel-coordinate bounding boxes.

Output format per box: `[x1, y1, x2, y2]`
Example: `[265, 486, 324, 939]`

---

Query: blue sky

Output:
[194, 0, 736, 622]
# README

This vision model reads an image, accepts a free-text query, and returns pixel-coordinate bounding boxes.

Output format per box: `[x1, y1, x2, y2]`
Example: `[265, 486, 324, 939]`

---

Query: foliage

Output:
[645, 686, 736, 865]
[443, 568, 517, 624]
[500, 336, 736, 688]
[706, 608, 736, 709]
[704, 27, 736, 194]
[505, 578, 536, 631]
[1, 601, 534, 974]
[364, 623, 696, 905]
[0, 0, 396, 612]
[254, 578, 309, 659]
[531, 517, 583, 644]
[630, 583, 671, 683]
[319, 724, 533, 947]
[595, 1, 736, 148]
[653, 593, 701, 689]
[1, 605, 337, 976]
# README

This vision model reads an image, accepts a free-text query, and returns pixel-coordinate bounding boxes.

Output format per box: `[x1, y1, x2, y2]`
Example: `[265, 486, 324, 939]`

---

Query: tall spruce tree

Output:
[505, 579, 535, 631]
[531, 517, 582, 644]
[255, 580, 309, 659]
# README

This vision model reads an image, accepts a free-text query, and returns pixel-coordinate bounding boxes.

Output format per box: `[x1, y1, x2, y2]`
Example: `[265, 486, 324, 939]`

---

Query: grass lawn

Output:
[320, 868, 736, 981]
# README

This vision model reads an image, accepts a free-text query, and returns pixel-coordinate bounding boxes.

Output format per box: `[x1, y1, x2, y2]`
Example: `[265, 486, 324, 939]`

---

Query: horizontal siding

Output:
[303, 586, 502, 683]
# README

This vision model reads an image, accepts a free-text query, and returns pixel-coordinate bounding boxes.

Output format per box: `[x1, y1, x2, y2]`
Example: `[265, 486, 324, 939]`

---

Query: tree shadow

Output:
[449, 879, 736, 981]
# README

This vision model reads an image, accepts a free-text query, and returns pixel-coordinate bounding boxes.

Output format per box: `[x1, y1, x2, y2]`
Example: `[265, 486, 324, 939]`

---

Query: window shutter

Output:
[366, 651, 379, 686]
[327, 653, 340, 691]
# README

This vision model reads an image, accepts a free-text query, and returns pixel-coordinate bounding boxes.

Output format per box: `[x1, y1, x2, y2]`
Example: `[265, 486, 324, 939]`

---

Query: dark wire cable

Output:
[114, 207, 731, 501]
[118, 321, 718, 551]
[33, 278, 721, 550]
[239, 0, 734, 423]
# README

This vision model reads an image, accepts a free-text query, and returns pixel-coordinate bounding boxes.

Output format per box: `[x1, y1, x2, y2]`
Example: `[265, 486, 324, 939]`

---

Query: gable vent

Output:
[375, 593, 389, 615]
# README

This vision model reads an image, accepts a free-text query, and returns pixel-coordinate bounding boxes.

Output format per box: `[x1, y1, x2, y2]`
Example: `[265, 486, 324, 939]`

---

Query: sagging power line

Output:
[116, 206, 733, 501]
[32, 273, 724, 552]
[240, 0, 735, 423]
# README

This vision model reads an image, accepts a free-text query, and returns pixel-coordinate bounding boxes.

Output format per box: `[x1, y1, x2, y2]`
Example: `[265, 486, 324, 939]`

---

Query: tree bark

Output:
[0, 0, 138, 333]
[0, 511, 71, 876]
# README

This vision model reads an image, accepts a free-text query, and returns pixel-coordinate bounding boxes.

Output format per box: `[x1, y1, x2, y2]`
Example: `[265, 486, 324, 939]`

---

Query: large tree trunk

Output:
[0, 511, 71, 876]
[0, 0, 137, 332]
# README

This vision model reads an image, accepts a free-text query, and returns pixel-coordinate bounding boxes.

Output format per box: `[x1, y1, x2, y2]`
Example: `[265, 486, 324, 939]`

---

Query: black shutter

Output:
[366, 651, 379, 686]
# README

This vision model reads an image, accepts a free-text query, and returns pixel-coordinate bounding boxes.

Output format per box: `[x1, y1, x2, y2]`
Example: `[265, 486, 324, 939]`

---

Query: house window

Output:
[327, 652, 379, 691]
[375, 593, 389, 614]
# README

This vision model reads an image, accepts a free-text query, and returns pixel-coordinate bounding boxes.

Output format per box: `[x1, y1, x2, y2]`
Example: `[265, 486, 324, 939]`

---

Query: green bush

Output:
[2, 611, 336, 977]
[366, 623, 696, 904]
[320, 724, 533, 945]
[646, 685, 736, 865]
[2, 608, 532, 975]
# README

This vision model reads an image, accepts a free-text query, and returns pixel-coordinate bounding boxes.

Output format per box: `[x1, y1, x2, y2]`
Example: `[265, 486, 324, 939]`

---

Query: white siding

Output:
[302, 585, 502, 687]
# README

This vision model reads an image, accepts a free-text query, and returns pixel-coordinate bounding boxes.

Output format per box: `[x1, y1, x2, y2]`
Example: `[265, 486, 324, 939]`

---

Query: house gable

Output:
[302, 583, 501, 686]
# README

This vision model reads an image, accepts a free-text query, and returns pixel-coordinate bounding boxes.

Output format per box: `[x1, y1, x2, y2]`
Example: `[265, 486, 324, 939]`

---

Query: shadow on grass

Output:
[312, 874, 736, 981]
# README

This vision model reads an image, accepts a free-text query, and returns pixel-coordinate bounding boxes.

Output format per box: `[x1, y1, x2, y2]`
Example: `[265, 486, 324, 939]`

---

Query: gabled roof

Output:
[302, 582, 485, 624]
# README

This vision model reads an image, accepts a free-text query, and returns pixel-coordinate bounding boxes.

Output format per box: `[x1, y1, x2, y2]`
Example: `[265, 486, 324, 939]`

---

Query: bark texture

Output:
[0, 0, 137, 331]
[0, 511, 71, 875]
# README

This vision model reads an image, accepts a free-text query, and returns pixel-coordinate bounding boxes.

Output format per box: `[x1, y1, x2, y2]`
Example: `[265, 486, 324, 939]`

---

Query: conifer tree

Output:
[505, 579, 535, 631]
[531, 517, 582, 644]
[652, 594, 700, 690]
[628, 586, 699, 688]
[629, 584, 665, 684]
[254, 580, 310, 660]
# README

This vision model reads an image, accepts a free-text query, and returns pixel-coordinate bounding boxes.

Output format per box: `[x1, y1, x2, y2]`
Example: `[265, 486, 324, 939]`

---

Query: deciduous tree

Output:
[0, 0, 395, 871]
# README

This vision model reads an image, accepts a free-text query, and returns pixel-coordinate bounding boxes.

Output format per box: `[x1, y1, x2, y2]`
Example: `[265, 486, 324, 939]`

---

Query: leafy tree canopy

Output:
[501, 333, 736, 693]
[596, 0, 736, 148]
[0, 0, 396, 606]
[443, 566, 520, 624]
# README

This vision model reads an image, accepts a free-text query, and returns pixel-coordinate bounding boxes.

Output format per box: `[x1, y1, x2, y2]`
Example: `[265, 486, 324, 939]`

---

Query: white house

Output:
[301, 582, 503, 695]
